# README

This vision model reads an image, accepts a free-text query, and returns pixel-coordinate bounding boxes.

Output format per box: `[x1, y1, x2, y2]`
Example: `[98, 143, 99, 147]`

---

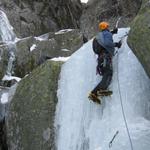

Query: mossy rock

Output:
[6, 60, 63, 150]
[128, 0, 150, 77]
[14, 29, 83, 78]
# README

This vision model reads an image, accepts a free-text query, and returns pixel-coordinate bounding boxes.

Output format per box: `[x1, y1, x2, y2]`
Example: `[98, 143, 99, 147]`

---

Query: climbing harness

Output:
[109, 130, 119, 148]
[116, 37, 134, 150]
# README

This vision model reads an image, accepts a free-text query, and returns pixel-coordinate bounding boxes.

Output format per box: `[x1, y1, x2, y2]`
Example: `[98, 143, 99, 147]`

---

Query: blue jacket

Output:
[96, 29, 115, 56]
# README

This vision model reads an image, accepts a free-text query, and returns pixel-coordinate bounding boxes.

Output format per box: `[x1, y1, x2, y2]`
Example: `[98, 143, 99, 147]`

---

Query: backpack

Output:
[92, 38, 105, 55]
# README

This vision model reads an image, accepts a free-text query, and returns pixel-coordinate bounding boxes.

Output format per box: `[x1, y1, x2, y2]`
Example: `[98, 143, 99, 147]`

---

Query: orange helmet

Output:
[99, 22, 109, 30]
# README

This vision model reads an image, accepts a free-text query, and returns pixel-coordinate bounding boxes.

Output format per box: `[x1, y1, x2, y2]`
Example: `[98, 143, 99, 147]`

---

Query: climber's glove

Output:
[111, 28, 118, 34]
[115, 40, 122, 48]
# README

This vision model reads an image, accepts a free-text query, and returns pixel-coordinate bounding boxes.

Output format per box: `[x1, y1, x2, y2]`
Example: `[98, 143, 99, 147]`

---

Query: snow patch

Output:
[14, 37, 21, 43]
[2, 75, 21, 82]
[61, 49, 70, 52]
[55, 29, 73, 35]
[81, 0, 88, 3]
[30, 44, 37, 52]
[35, 33, 50, 41]
[51, 57, 70, 62]
[35, 37, 45, 41]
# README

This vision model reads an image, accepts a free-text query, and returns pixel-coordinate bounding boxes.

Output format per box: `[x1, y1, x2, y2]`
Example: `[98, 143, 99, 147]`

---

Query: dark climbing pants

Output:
[92, 55, 112, 95]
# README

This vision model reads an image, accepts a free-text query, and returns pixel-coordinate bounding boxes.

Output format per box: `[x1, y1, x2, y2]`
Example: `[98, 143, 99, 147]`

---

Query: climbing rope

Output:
[116, 37, 134, 150]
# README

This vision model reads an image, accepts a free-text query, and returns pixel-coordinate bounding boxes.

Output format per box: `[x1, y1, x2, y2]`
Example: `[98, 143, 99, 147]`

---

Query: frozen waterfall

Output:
[0, 10, 17, 121]
[0, 10, 16, 42]
[55, 28, 150, 150]
[0, 10, 16, 76]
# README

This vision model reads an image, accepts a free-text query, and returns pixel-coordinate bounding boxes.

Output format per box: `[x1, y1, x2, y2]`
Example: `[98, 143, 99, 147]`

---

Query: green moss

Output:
[14, 54, 37, 77]
[7, 60, 63, 150]
[128, 0, 150, 77]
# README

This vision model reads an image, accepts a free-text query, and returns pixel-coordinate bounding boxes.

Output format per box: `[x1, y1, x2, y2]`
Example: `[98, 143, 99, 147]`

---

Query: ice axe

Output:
[115, 14, 131, 28]
[115, 17, 122, 29]
[109, 130, 119, 148]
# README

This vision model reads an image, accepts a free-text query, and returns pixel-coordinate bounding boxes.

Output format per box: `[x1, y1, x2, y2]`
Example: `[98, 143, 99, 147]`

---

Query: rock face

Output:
[128, 0, 150, 78]
[80, 0, 141, 38]
[0, 29, 83, 79]
[6, 60, 63, 150]
[15, 29, 83, 77]
[0, 0, 82, 37]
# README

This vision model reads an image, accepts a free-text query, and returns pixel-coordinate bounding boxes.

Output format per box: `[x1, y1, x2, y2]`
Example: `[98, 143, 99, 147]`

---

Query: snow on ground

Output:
[2, 75, 21, 82]
[35, 33, 49, 41]
[30, 44, 37, 52]
[81, 0, 89, 3]
[61, 49, 70, 52]
[55, 28, 150, 150]
[51, 57, 70, 62]
[55, 29, 73, 35]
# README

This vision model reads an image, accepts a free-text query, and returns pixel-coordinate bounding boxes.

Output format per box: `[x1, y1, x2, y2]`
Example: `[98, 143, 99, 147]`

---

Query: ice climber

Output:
[89, 21, 122, 103]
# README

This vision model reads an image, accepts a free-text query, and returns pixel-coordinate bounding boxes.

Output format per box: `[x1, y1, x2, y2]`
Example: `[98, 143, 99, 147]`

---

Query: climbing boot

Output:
[97, 89, 113, 96]
[88, 92, 101, 104]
